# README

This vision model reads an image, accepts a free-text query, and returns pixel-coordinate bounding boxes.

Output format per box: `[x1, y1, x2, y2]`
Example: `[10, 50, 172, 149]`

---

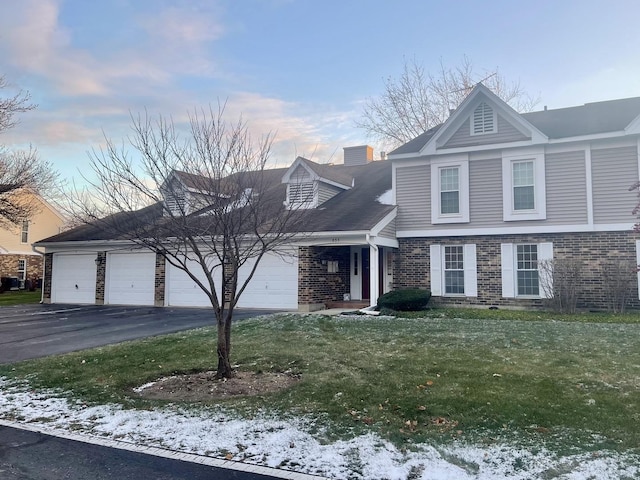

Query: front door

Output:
[361, 248, 370, 299]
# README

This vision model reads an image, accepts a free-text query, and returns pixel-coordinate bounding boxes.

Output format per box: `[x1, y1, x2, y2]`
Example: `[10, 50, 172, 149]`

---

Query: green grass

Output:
[1, 310, 639, 455]
[0, 289, 41, 305]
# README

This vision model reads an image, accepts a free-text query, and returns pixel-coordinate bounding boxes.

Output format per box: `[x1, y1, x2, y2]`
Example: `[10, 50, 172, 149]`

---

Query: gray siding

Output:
[440, 114, 529, 149]
[291, 165, 311, 182]
[592, 146, 638, 224]
[469, 158, 503, 226]
[318, 182, 343, 205]
[395, 164, 430, 230]
[378, 218, 396, 239]
[546, 151, 588, 225]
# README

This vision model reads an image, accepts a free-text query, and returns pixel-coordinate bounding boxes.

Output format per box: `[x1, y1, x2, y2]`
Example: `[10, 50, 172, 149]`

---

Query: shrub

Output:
[377, 289, 431, 311]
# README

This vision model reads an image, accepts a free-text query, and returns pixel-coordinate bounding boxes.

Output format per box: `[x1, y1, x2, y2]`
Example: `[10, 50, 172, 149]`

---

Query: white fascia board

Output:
[281, 158, 319, 184]
[547, 131, 628, 145]
[421, 85, 548, 155]
[396, 223, 635, 238]
[369, 236, 399, 248]
[431, 139, 546, 156]
[370, 207, 398, 236]
[317, 177, 351, 190]
[624, 114, 640, 134]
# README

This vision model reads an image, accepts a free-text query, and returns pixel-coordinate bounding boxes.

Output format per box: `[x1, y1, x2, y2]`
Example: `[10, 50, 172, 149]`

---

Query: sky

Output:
[1, 0, 640, 184]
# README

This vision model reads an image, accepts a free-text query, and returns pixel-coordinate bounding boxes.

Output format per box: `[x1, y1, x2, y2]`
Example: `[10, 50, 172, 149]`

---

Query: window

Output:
[444, 246, 465, 294]
[513, 161, 535, 210]
[440, 167, 460, 215]
[430, 156, 469, 224]
[502, 149, 546, 221]
[17, 259, 26, 281]
[516, 244, 539, 296]
[288, 182, 316, 209]
[501, 242, 553, 298]
[21, 220, 29, 243]
[430, 244, 477, 297]
[471, 102, 496, 135]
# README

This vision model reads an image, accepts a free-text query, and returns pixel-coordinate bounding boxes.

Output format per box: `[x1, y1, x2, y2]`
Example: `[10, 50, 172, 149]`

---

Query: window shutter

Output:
[430, 244, 442, 296]
[473, 102, 494, 134]
[538, 242, 554, 299]
[501, 243, 515, 298]
[464, 244, 477, 297]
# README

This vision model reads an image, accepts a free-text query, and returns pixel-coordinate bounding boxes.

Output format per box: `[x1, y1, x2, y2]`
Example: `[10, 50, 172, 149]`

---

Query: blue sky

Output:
[1, 0, 639, 182]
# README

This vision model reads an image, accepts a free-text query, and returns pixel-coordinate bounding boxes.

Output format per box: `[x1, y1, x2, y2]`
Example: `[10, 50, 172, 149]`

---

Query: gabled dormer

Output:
[281, 157, 353, 209]
[160, 170, 222, 216]
[418, 84, 548, 156]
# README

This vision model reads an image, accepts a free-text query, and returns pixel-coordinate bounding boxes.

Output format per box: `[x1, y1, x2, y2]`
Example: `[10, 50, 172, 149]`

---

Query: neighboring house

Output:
[34, 85, 640, 311]
[0, 193, 66, 289]
[390, 84, 640, 310]
[35, 146, 397, 310]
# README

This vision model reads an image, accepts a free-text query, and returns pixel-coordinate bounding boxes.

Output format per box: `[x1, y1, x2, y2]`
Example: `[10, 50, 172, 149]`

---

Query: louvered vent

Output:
[472, 102, 495, 135]
[288, 182, 315, 208]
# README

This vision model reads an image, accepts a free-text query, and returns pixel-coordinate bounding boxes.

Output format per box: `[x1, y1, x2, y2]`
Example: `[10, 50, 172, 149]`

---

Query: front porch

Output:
[297, 241, 396, 312]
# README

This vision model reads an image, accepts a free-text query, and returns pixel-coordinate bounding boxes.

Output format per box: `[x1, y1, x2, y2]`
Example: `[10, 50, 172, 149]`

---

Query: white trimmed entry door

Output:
[105, 252, 156, 306]
[51, 253, 97, 304]
[236, 251, 298, 309]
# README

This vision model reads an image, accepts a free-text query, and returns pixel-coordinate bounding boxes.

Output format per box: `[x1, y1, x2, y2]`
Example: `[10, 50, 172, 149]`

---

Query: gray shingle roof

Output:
[390, 96, 640, 155]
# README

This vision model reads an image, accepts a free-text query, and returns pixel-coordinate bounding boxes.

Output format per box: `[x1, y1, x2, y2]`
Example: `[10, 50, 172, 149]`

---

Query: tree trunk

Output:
[216, 314, 233, 379]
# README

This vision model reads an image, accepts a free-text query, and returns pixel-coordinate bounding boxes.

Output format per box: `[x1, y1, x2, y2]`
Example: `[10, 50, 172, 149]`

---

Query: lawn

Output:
[0, 289, 41, 305]
[1, 309, 639, 456]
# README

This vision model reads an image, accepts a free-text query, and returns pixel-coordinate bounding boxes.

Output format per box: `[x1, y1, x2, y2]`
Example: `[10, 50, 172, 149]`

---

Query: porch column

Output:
[369, 244, 379, 307]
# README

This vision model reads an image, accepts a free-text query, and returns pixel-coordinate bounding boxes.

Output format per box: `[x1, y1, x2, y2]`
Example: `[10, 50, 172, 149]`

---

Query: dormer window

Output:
[163, 188, 187, 216]
[287, 182, 316, 209]
[471, 102, 496, 135]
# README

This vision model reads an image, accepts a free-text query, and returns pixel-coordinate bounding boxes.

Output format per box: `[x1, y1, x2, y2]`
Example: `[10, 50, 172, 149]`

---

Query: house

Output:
[0, 193, 66, 289]
[389, 84, 640, 310]
[35, 85, 640, 311]
[35, 146, 397, 310]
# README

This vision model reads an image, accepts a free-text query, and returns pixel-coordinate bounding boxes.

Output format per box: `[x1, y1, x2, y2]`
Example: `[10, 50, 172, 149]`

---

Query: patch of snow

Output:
[1, 377, 638, 480]
[376, 189, 393, 205]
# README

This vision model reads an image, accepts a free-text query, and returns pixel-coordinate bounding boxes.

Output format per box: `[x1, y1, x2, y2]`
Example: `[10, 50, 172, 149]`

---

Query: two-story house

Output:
[35, 85, 640, 311]
[0, 193, 66, 289]
[390, 84, 640, 310]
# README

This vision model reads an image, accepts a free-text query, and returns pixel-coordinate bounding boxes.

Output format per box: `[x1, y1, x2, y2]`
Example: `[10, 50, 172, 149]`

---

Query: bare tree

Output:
[0, 75, 59, 226]
[356, 57, 539, 150]
[70, 104, 304, 379]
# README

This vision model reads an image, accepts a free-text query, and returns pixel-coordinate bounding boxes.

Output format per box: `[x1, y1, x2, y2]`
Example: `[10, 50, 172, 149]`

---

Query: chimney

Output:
[343, 145, 374, 166]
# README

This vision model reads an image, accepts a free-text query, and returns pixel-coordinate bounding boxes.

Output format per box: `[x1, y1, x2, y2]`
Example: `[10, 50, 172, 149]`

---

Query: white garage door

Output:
[105, 252, 156, 306]
[165, 257, 222, 307]
[51, 253, 97, 304]
[236, 251, 298, 309]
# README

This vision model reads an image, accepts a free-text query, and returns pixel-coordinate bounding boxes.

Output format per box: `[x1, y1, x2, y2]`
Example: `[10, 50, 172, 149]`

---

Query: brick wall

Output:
[95, 252, 106, 305]
[154, 252, 165, 307]
[395, 231, 640, 311]
[43, 253, 52, 302]
[298, 246, 350, 311]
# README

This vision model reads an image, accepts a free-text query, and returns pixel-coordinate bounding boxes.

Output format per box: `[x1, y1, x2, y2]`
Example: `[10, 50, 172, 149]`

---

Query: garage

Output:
[165, 257, 222, 307]
[51, 253, 97, 304]
[105, 252, 156, 306]
[236, 251, 298, 309]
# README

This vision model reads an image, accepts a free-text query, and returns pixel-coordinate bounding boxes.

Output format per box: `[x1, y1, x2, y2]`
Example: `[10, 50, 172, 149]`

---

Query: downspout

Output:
[365, 233, 379, 308]
[31, 245, 46, 303]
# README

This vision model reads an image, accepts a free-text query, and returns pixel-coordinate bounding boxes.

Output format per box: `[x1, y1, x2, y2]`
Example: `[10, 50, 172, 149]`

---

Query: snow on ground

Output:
[1, 378, 638, 480]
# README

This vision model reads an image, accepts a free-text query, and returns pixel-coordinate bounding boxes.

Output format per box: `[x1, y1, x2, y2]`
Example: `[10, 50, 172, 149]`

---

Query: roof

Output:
[390, 95, 640, 155]
[37, 160, 393, 245]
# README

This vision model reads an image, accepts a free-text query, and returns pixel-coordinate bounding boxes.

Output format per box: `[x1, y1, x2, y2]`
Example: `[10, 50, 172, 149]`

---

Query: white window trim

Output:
[502, 149, 546, 221]
[430, 243, 477, 297]
[287, 181, 317, 210]
[20, 220, 29, 244]
[430, 156, 469, 224]
[470, 102, 497, 136]
[17, 258, 26, 281]
[501, 242, 553, 299]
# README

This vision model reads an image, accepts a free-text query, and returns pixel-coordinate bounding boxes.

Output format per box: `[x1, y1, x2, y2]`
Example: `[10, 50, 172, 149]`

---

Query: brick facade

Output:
[43, 253, 53, 302]
[0, 254, 43, 290]
[395, 231, 640, 311]
[298, 246, 351, 311]
[95, 252, 106, 305]
[154, 252, 165, 307]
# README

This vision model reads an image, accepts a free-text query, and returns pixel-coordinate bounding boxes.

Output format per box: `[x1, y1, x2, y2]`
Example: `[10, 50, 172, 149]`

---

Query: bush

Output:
[377, 289, 431, 311]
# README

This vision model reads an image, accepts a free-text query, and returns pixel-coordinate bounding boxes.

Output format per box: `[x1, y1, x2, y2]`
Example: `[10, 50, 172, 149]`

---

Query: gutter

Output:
[31, 244, 46, 304]
[365, 233, 379, 308]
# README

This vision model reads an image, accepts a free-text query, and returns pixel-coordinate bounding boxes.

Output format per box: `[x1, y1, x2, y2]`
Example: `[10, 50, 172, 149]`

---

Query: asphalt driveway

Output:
[0, 304, 276, 364]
